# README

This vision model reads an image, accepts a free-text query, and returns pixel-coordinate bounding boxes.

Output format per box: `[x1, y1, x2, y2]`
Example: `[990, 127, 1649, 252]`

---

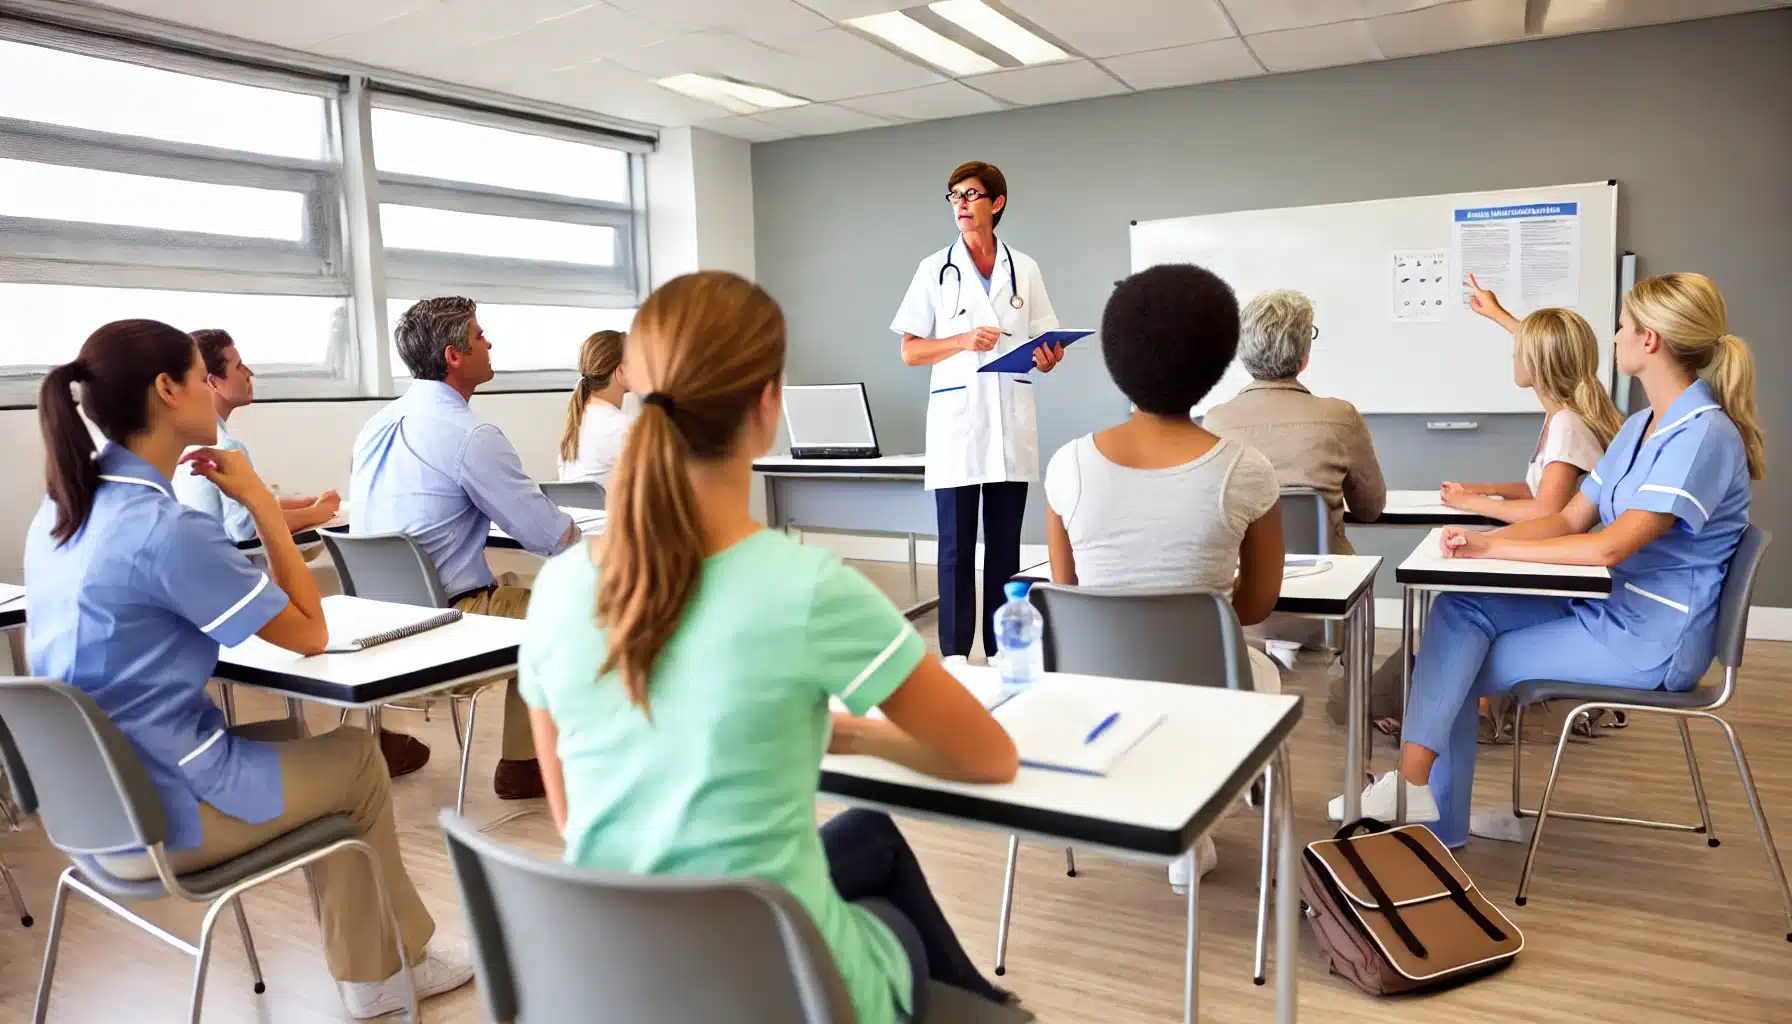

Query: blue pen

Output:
[1084, 712, 1121, 745]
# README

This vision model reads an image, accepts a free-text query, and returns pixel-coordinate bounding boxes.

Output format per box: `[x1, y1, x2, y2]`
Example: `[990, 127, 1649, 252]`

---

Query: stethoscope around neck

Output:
[939, 239, 1023, 317]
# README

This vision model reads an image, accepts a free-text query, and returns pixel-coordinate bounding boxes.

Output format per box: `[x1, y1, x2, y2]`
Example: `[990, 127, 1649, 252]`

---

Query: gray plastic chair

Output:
[439, 812, 1030, 1023]
[321, 530, 490, 814]
[539, 480, 605, 511]
[0, 678, 414, 1024]
[0, 722, 30, 928]
[1507, 526, 1792, 939]
[1275, 487, 1330, 557]
[1005, 585, 1277, 984]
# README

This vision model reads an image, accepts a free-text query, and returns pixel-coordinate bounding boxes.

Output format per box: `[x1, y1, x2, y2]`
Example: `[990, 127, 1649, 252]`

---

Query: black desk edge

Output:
[1394, 566, 1612, 595]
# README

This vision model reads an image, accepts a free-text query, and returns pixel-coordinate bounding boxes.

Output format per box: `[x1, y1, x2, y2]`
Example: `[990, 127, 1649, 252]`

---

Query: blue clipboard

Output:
[977, 329, 1093, 374]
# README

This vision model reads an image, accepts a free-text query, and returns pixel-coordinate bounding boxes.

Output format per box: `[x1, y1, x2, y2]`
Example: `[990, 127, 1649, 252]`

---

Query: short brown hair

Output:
[949, 160, 1007, 228]
[191, 329, 236, 378]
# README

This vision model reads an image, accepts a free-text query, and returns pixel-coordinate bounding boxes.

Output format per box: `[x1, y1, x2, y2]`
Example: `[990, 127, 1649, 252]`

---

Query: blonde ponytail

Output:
[559, 329, 627, 463]
[597, 274, 786, 710]
[1515, 307, 1623, 448]
[1625, 273, 1765, 481]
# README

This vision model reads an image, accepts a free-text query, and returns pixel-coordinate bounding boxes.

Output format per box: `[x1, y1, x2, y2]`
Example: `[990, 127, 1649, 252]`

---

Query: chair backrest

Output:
[1277, 487, 1330, 556]
[1028, 584, 1254, 691]
[0, 678, 166, 854]
[539, 481, 605, 511]
[1715, 525, 1771, 668]
[321, 531, 451, 608]
[439, 813, 856, 1024]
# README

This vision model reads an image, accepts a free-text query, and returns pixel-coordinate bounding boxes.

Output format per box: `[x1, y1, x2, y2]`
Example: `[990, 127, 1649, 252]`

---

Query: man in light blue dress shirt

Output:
[352, 297, 576, 798]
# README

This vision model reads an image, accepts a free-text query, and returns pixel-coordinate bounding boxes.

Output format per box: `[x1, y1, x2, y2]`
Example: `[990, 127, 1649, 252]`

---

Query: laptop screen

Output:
[784, 384, 876, 450]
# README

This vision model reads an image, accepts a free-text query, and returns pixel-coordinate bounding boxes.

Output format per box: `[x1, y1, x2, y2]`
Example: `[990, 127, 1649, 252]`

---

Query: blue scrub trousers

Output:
[1404, 593, 1679, 847]
[934, 482, 1027, 658]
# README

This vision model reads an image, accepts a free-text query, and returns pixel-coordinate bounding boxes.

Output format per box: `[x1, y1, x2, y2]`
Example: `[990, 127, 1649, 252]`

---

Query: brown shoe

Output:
[494, 759, 544, 801]
[379, 730, 431, 779]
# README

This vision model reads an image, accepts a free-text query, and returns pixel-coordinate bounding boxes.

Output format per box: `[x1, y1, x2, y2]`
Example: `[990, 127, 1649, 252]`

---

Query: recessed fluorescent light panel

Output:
[656, 74, 807, 115]
[928, 1, 1068, 65]
[845, 11, 1001, 76]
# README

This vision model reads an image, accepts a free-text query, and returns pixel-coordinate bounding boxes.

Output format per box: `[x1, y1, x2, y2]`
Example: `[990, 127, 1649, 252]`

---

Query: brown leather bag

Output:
[1301, 819, 1523, 995]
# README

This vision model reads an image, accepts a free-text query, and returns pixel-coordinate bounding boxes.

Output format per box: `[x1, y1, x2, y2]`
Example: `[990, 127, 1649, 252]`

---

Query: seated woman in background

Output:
[557, 328, 637, 483]
[1439, 276, 1624, 524]
[1044, 263, 1284, 891]
[521, 272, 1018, 1024]
[1333, 273, 1764, 848]
[24, 321, 471, 1019]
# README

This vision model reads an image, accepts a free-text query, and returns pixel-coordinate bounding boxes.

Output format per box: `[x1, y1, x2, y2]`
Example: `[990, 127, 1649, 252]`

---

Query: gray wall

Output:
[753, 11, 1792, 604]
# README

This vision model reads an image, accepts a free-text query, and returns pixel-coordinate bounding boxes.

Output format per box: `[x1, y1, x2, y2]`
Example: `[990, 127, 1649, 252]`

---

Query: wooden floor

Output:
[3, 561, 1790, 1022]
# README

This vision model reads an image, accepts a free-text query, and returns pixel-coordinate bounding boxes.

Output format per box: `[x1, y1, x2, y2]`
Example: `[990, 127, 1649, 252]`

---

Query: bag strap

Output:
[1334, 817, 1393, 841]
[1333, 835, 1429, 960]
[1388, 829, 1509, 942]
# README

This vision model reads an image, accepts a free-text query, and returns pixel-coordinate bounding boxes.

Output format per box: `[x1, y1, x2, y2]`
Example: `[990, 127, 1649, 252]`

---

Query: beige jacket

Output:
[1203, 379, 1386, 555]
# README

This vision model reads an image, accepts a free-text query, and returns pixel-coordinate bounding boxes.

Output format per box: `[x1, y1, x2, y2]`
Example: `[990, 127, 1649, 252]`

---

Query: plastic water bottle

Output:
[993, 580, 1044, 692]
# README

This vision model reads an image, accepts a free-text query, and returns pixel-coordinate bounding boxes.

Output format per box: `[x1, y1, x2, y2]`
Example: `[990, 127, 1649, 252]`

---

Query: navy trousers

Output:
[933, 481, 1027, 658]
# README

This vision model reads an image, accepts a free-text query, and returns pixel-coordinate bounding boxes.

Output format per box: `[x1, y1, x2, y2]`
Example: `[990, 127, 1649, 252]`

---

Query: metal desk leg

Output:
[1182, 840, 1201, 1024]
[907, 533, 920, 605]
[1274, 744, 1299, 1024]
[1396, 587, 1416, 825]
[1343, 599, 1365, 824]
[284, 698, 310, 738]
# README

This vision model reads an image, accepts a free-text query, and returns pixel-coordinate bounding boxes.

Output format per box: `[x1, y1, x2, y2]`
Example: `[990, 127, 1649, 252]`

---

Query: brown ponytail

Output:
[40, 320, 201, 543]
[559, 329, 627, 463]
[598, 274, 785, 710]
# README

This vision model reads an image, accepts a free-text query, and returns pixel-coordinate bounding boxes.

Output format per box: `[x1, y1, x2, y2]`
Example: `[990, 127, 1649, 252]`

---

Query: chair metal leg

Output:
[993, 835, 1019, 976]
[1063, 847, 1076, 878]
[1516, 710, 1583, 906]
[1678, 719, 1719, 847]
[1514, 702, 1710, 832]
[456, 688, 482, 816]
[187, 896, 230, 1024]
[1183, 848, 1200, 1024]
[32, 869, 73, 1024]
[1511, 701, 1526, 816]
[220, 683, 237, 726]
[1711, 717, 1792, 941]
[1253, 764, 1273, 986]
[0, 851, 30, 926]
[232, 897, 266, 995]
[449, 696, 466, 753]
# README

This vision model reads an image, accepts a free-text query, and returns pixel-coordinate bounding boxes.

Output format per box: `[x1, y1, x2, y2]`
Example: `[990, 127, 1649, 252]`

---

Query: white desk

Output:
[821, 667, 1302, 1024]
[1350, 489, 1499, 528]
[487, 508, 606, 550]
[0, 583, 24, 674]
[1389, 529, 1610, 820]
[753, 454, 936, 618]
[1017, 554, 1383, 823]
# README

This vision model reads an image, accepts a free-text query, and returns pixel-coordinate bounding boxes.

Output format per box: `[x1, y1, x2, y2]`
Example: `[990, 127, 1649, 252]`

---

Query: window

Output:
[372, 97, 643, 386]
[0, 33, 348, 401]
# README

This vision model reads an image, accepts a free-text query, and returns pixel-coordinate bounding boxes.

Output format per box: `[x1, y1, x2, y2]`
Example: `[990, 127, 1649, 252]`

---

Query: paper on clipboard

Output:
[977, 330, 1093, 374]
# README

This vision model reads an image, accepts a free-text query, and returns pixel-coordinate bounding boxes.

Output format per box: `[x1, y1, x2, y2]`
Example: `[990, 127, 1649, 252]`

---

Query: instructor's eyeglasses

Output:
[945, 188, 991, 205]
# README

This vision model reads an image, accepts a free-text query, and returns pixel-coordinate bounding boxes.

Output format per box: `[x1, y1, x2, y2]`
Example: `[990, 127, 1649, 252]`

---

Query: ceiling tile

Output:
[603, 30, 785, 79]
[744, 102, 893, 136]
[754, 28, 948, 102]
[786, 0, 898, 16]
[699, 116, 799, 142]
[1540, 0, 1786, 35]
[968, 59, 1131, 106]
[607, 0, 832, 42]
[513, 60, 725, 126]
[1367, 0, 1525, 59]
[1220, 1, 1455, 36]
[1002, 0, 1238, 58]
[89, 0, 433, 48]
[838, 81, 1007, 121]
[1244, 19, 1382, 73]
[431, 3, 677, 87]
[1098, 36, 1264, 90]
[309, 0, 604, 72]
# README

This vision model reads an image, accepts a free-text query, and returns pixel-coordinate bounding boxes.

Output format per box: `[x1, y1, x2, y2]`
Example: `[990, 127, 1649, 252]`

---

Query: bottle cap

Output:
[1004, 580, 1032, 602]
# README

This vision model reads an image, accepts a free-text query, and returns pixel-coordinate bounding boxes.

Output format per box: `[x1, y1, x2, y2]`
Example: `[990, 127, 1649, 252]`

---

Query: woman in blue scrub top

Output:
[1329, 274, 1767, 848]
[23, 320, 472, 1019]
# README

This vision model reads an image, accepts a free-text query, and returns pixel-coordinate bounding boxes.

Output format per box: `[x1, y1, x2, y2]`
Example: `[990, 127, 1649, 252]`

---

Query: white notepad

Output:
[321, 597, 463, 653]
[1283, 556, 1332, 579]
[992, 688, 1165, 776]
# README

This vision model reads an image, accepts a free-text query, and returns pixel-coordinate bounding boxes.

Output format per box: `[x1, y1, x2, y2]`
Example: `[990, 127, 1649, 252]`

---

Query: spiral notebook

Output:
[321, 597, 464, 653]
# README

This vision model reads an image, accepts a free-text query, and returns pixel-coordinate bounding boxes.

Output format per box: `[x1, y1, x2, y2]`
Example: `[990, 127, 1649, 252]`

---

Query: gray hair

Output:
[394, 296, 476, 380]
[1238, 289, 1314, 381]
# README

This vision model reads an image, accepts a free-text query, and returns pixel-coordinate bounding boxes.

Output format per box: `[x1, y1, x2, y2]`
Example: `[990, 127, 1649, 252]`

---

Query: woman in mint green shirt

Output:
[520, 271, 1020, 1023]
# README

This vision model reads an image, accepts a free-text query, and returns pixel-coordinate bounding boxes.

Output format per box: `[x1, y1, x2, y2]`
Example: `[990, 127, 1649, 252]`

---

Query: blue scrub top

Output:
[1575, 379, 1750, 685]
[23, 446, 290, 851]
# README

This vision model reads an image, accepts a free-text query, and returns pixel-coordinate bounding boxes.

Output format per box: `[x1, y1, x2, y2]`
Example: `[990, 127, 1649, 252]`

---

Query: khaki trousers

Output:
[453, 584, 536, 762]
[98, 725, 434, 983]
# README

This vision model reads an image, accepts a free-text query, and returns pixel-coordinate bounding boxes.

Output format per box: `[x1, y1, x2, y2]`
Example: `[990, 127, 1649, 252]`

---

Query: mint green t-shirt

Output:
[519, 530, 927, 1024]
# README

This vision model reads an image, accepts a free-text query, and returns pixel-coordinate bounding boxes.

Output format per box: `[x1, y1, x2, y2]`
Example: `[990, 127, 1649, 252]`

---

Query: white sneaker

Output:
[1168, 835, 1219, 894]
[1263, 639, 1300, 672]
[1468, 808, 1537, 844]
[340, 944, 475, 1020]
[1327, 770, 1440, 824]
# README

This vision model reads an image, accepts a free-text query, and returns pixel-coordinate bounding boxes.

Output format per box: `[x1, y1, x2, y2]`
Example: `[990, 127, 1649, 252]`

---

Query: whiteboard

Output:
[1130, 181, 1618, 414]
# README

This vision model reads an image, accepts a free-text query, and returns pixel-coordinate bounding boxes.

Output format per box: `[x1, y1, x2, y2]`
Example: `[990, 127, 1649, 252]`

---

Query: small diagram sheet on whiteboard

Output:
[1391, 250, 1449, 322]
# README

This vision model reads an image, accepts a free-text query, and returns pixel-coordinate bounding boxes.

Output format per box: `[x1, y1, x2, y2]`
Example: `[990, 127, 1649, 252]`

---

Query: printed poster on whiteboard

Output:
[1451, 202, 1582, 312]
[1390, 249, 1449, 322]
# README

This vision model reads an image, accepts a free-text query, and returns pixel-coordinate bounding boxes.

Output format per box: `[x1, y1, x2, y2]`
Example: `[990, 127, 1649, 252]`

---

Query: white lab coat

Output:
[890, 239, 1059, 491]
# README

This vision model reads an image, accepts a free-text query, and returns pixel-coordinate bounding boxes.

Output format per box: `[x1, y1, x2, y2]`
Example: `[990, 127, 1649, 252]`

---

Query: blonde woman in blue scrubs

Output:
[24, 320, 472, 1018]
[1330, 274, 1766, 848]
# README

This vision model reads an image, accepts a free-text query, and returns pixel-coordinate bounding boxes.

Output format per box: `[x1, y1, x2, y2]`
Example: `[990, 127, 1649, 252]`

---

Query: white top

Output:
[1044, 435, 1279, 594]
[557, 398, 638, 484]
[821, 666, 1299, 852]
[1525, 409, 1606, 496]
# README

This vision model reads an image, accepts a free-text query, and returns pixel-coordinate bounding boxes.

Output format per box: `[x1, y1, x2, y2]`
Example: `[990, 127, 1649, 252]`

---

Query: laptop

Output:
[783, 383, 880, 460]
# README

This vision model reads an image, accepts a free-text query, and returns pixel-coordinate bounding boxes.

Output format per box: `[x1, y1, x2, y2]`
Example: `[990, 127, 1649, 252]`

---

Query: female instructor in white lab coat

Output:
[892, 160, 1062, 658]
